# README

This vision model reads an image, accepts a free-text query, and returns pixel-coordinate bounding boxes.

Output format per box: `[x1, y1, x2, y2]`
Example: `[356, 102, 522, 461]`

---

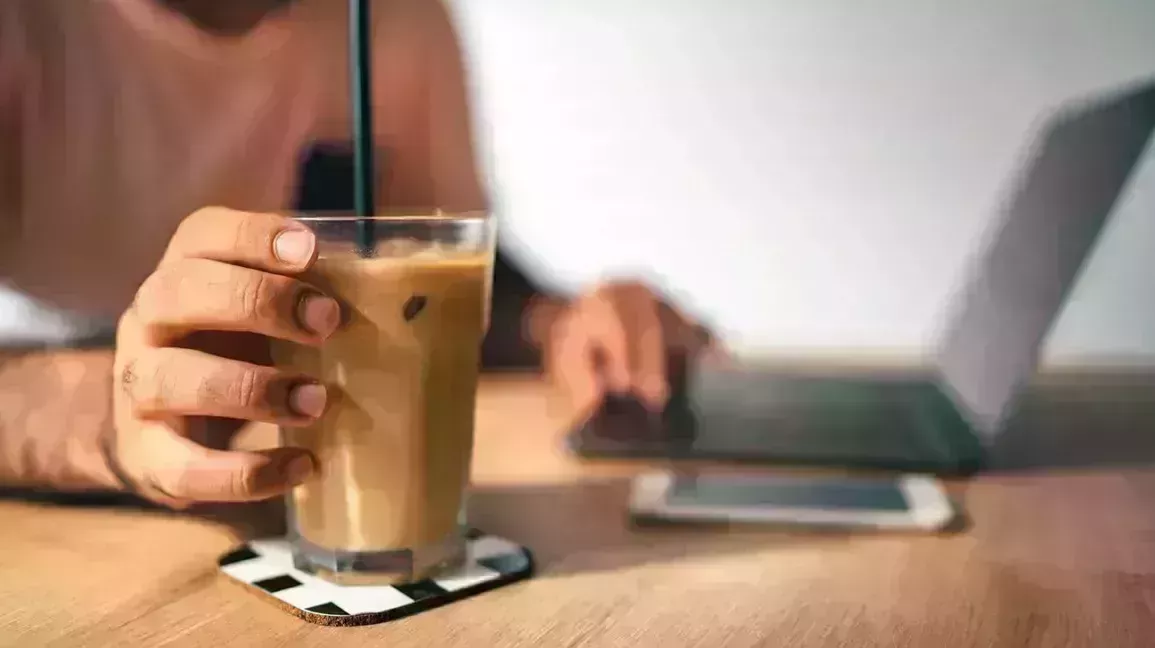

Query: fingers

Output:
[134, 258, 341, 346]
[549, 284, 671, 414]
[546, 317, 602, 418]
[138, 425, 315, 503]
[143, 206, 340, 346]
[551, 282, 722, 414]
[116, 207, 333, 506]
[620, 291, 669, 408]
[122, 347, 327, 425]
[577, 291, 632, 394]
[164, 207, 317, 273]
[583, 284, 668, 408]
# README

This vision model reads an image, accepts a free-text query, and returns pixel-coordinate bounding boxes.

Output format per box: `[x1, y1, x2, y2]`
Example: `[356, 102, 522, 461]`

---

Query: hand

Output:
[539, 281, 713, 416]
[111, 207, 341, 507]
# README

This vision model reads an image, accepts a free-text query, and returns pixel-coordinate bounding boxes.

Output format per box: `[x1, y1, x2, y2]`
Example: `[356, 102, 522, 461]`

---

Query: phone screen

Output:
[666, 475, 911, 511]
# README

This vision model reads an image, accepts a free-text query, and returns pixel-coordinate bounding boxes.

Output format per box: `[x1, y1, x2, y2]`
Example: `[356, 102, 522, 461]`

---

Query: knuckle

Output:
[170, 207, 224, 251]
[165, 463, 197, 499]
[228, 214, 275, 259]
[233, 270, 273, 321]
[134, 263, 189, 326]
[186, 205, 230, 227]
[191, 360, 275, 415]
[169, 206, 257, 263]
[231, 461, 259, 498]
[122, 352, 152, 407]
[223, 365, 270, 411]
[119, 358, 139, 399]
[192, 365, 229, 411]
[132, 272, 163, 322]
[129, 350, 176, 412]
[117, 307, 137, 332]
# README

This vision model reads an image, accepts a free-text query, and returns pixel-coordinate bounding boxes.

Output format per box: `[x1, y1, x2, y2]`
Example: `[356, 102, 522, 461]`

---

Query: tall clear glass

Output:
[271, 212, 495, 585]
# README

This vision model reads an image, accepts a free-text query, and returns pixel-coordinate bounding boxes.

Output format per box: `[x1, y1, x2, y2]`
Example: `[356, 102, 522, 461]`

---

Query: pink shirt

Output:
[0, 0, 483, 335]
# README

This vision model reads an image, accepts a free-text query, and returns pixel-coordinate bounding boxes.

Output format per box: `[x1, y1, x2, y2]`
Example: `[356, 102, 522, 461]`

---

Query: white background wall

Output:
[452, 0, 1155, 365]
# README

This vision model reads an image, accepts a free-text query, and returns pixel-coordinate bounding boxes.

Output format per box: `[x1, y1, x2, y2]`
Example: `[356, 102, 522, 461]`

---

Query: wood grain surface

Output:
[3, 374, 1155, 647]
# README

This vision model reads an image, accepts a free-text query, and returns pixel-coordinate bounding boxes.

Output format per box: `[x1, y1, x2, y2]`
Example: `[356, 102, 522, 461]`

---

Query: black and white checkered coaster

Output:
[218, 531, 533, 626]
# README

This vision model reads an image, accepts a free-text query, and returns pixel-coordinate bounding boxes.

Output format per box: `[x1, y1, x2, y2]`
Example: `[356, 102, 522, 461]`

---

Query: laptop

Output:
[568, 78, 1155, 475]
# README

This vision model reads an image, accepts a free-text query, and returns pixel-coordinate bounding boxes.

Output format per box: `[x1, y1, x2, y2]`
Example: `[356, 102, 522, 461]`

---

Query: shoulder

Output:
[292, 0, 457, 40]
[298, 0, 469, 140]
[289, 0, 461, 79]
[373, 0, 462, 63]
[373, 0, 456, 29]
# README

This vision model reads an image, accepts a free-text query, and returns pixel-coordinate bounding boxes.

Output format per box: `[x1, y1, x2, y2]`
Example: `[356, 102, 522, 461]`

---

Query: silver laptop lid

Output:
[935, 78, 1155, 439]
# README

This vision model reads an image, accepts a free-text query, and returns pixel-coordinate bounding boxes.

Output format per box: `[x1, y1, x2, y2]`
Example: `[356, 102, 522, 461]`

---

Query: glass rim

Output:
[288, 209, 490, 224]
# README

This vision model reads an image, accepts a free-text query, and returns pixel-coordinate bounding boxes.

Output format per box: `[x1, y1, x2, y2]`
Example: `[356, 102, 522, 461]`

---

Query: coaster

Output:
[218, 531, 534, 626]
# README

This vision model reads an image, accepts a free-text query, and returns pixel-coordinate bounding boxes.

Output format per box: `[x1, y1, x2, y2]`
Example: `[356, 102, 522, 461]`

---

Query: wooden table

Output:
[4, 373, 1155, 647]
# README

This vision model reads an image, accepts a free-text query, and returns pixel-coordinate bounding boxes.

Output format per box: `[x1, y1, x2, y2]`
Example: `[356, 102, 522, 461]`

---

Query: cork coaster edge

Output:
[217, 533, 535, 627]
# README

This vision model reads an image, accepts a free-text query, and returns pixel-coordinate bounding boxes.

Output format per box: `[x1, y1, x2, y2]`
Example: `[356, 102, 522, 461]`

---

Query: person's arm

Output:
[0, 348, 125, 493]
[372, 0, 482, 212]
[377, 0, 557, 370]
[0, 6, 126, 494]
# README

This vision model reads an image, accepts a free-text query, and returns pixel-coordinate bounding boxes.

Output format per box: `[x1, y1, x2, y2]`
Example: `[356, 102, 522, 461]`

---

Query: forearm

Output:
[0, 348, 124, 492]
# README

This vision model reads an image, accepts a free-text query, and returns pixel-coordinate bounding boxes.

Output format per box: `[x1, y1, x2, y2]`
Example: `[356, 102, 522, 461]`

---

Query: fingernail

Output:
[288, 383, 327, 418]
[283, 455, 315, 486]
[299, 293, 340, 337]
[274, 229, 316, 266]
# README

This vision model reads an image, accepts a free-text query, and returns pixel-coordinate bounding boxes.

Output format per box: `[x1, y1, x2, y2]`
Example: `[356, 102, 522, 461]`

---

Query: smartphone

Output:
[629, 470, 957, 532]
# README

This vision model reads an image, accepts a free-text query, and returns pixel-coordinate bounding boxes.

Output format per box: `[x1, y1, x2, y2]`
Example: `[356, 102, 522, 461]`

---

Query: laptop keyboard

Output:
[702, 378, 962, 461]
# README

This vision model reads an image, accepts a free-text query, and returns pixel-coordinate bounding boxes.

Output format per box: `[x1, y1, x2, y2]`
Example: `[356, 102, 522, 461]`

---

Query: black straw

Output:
[350, 0, 376, 257]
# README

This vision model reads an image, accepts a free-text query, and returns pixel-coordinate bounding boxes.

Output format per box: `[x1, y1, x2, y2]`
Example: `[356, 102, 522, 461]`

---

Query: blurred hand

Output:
[112, 207, 340, 507]
[540, 281, 713, 416]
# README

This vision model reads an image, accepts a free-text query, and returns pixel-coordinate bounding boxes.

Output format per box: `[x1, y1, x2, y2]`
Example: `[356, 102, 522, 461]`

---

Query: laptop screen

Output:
[936, 79, 1155, 438]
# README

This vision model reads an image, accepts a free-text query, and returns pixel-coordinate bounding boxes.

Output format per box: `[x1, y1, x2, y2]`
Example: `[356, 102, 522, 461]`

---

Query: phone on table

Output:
[629, 470, 958, 532]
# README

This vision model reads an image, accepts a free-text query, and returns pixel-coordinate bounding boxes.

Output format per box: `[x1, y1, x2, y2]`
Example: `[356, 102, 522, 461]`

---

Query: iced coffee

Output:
[271, 214, 494, 584]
